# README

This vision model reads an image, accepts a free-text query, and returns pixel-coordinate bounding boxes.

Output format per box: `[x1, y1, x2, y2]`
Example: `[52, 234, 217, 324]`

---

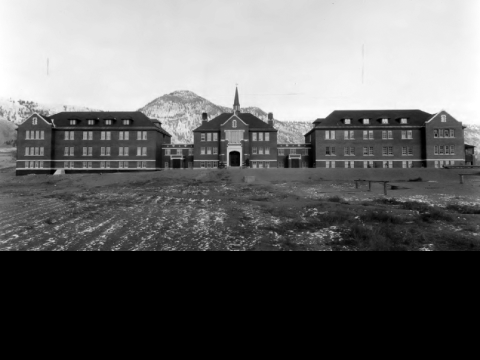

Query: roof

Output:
[193, 113, 277, 132]
[312, 110, 434, 127]
[45, 111, 172, 136]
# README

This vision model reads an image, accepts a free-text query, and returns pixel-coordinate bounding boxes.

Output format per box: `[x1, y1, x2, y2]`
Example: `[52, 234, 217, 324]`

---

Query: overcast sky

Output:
[0, 0, 479, 123]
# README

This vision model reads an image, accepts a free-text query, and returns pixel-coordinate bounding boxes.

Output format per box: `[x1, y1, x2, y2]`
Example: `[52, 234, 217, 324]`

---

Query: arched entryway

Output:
[229, 151, 241, 167]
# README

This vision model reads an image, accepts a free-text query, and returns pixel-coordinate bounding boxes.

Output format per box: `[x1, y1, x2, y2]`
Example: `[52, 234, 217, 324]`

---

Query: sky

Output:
[0, 0, 479, 123]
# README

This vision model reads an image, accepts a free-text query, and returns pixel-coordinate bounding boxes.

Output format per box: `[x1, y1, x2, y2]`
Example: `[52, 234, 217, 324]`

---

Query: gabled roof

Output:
[193, 113, 277, 132]
[313, 110, 434, 127]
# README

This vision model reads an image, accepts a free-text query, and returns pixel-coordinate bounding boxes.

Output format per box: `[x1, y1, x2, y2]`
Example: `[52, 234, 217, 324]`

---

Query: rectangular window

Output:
[207, 133, 212, 142]
[253, 147, 258, 155]
[265, 133, 270, 141]
[450, 130, 455, 138]
[408, 147, 413, 156]
[41, 131, 45, 140]
[382, 131, 387, 140]
[119, 132, 124, 141]
[363, 147, 368, 156]
[125, 147, 129, 156]
[388, 131, 393, 140]
[382, 147, 388, 156]
[369, 131, 374, 140]
[123, 120, 131, 126]
[439, 129, 444, 138]
[26, 131, 30, 140]
[200, 147, 205, 155]
[25, 147, 30, 156]
[213, 147, 218, 155]
[265, 147, 270, 155]
[40, 147, 44, 156]
[326, 131, 336, 140]
[259, 133, 264, 142]
[70, 120, 77, 126]
[83, 162, 88, 169]
[278, 149, 284, 156]
[401, 118, 408, 124]
[445, 146, 450, 155]
[101, 132, 105, 140]
[83, 132, 88, 140]
[105, 120, 112, 126]
[106, 147, 111, 156]
[142, 147, 147, 156]
[290, 149, 297, 155]
[119, 147, 124, 156]
[101, 162, 106, 169]
[35, 131, 39, 140]
[450, 146, 455, 155]
[207, 147, 212, 155]
[83, 147, 88, 156]
[201, 162, 205, 169]
[388, 147, 393, 156]
[189, 149, 194, 156]
[137, 147, 142, 156]
[408, 131, 413, 139]
[441, 115, 447, 123]
[434, 146, 439, 155]
[440, 146, 444, 155]
[201, 133, 206, 142]
[259, 147, 264, 155]
[402, 147, 407, 156]
[252, 133, 257, 141]
[434, 130, 439, 138]
[101, 148, 106, 156]
[213, 133, 218, 142]
[69, 147, 74, 156]
[88, 120, 95, 126]
[165, 149, 171, 156]
[64, 162, 69, 169]
[363, 119, 370, 125]
[402, 131, 406, 139]
[363, 131, 368, 140]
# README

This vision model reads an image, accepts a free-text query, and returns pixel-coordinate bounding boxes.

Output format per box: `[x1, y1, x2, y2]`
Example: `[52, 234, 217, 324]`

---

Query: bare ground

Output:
[0, 167, 479, 251]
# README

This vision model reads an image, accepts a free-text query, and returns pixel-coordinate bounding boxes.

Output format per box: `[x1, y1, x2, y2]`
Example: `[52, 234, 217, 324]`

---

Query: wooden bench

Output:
[459, 174, 480, 184]
[355, 180, 390, 196]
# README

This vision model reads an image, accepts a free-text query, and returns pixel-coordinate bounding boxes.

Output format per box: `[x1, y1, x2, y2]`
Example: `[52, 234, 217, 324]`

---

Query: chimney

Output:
[202, 112, 208, 123]
[268, 113, 274, 127]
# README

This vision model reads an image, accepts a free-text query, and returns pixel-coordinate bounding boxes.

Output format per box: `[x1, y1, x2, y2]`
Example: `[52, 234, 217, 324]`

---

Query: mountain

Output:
[138, 90, 313, 144]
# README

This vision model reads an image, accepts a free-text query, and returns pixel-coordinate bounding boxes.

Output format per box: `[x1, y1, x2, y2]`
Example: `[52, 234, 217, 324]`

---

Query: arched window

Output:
[33, 117, 37, 125]
[233, 120, 237, 128]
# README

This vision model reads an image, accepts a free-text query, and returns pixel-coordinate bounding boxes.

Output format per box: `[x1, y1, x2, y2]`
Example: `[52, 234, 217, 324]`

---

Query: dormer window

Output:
[363, 119, 370, 125]
[441, 115, 447, 123]
[344, 119, 351, 125]
[105, 120, 112, 126]
[401, 118, 408, 124]
[123, 120, 131, 126]
[88, 120, 95, 126]
[382, 119, 389, 125]
[70, 120, 77, 126]
[32, 117, 38, 125]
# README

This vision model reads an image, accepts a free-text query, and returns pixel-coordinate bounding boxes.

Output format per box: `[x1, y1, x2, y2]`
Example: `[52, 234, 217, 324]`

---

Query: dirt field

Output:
[0, 167, 479, 251]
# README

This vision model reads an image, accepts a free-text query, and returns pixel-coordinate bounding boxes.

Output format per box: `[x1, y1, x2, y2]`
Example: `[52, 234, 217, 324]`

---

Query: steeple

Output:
[233, 87, 240, 113]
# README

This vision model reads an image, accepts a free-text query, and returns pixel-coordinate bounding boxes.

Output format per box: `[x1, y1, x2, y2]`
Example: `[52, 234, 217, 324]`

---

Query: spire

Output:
[233, 87, 240, 113]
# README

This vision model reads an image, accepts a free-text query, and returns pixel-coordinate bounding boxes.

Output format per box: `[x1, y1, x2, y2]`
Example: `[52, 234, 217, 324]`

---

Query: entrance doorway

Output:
[291, 159, 300, 168]
[173, 159, 183, 169]
[229, 152, 241, 167]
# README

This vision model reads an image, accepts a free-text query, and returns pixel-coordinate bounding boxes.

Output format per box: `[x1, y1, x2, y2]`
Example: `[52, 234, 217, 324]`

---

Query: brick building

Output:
[16, 112, 171, 175]
[305, 110, 468, 169]
[191, 88, 279, 169]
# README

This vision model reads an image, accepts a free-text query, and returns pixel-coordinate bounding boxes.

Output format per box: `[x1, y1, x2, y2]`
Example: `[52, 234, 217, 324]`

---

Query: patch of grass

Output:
[401, 201, 431, 213]
[446, 204, 480, 215]
[420, 208, 454, 223]
[360, 211, 405, 224]
[373, 198, 403, 206]
[327, 196, 344, 203]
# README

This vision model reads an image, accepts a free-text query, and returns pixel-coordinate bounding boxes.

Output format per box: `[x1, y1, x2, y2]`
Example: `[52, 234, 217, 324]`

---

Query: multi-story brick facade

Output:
[16, 112, 171, 175]
[15, 89, 473, 175]
[305, 110, 468, 169]
[192, 88, 279, 169]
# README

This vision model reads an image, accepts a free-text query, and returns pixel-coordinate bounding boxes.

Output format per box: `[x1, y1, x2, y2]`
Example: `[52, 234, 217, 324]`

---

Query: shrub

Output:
[446, 204, 480, 215]
[327, 196, 344, 203]
[421, 208, 454, 223]
[360, 211, 404, 224]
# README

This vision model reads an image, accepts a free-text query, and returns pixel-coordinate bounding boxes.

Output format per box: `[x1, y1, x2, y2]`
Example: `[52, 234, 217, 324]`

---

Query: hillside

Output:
[0, 119, 16, 146]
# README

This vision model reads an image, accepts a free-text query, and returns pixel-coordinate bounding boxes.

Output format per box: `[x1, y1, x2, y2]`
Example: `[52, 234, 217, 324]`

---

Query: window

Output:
[344, 147, 355, 156]
[207, 147, 212, 155]
[265, 133, 270, 141]
[201, 133, 206, 142]
[439, 146, 445, 155]
[207, 133, 212, 142]
[363, 147, 369, 156]
[88, 120, 95, 126]
[65, 131, 74, 140]
[213, 147, 218, 155]
[345, 119, 351, 125]
[326, 147, 336, 156]
[101, 148, 106, 156]
[441, 115, 447, 123]
[253, 147, 258, 155]
[259, 147, 264, 155]
[32, 117, 38, 125]
[213, 133, 218, 141]
[119, 147, 129, 156]
[40, 147, 44, 156]
[345, 131, 354, 140]
[225, 130, 243, 144]
[123, 120, 131, 126]
[252, 133, 257, 141]
[105, 120, 112, 126]
[165, 149, 171, 156]
[345, 161, 355, 169]
[201, 147, 206, 155]
[450, 130, 455, 138]
[383, 161, 394, 169]
[382, 119, 389, 125]
[388, 147, 393, 156]
[189, 149, 194, 156]
[259, 133, 264, 142]
[382, 147, 388, 156]
[450, 146, 455, 155]
[25, 147, 30, 156]
[363, 119, 370, 125]
[402, 131, 412, 139]
[290, 149, 297, 155]
[119, 131, 129, 141]
[434, 146, 439, 155]
[363, 131, 368, 140]
[278, 149, 284, 156]
[434, 130, 439, 138]
[70, 120, 77, 126]
[26, 131, 30, 140]
[201, 162, 205, 169]
[382, 131, 387, 140]
[325, 131, 336, 140]
[232, 120, 237, 128]
[265, 147, 270, 155]
[401, 118, 408, 124]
